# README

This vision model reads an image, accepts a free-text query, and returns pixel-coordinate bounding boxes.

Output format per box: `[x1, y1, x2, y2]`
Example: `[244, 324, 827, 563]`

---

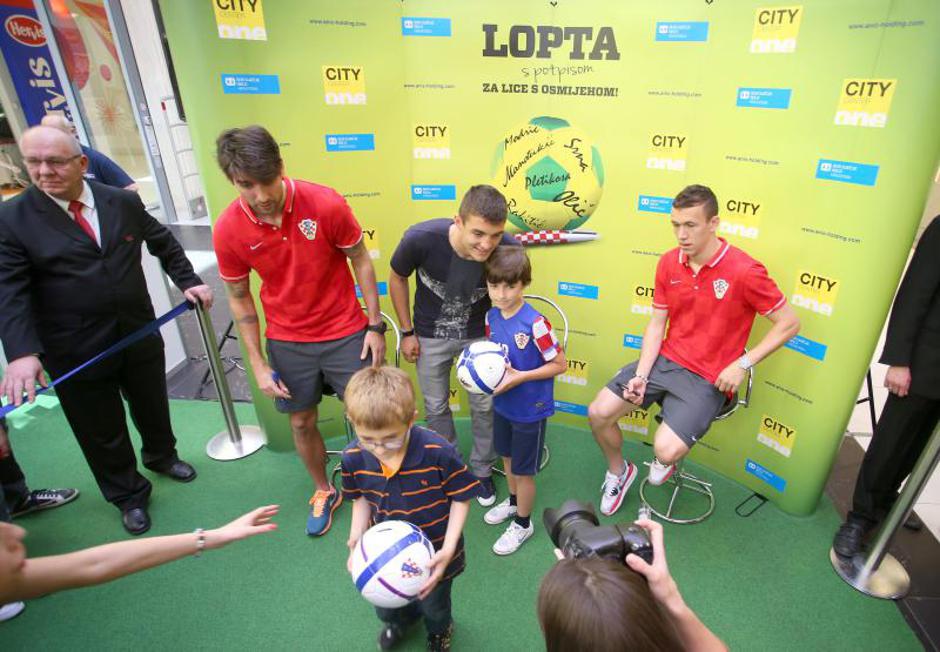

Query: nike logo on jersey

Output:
[249, 242, 263, 250]
[670, 279, 682, 285]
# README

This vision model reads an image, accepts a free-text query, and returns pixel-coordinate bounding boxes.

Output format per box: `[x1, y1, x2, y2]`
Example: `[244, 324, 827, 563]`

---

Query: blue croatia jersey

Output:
[486, 302, 560, 423]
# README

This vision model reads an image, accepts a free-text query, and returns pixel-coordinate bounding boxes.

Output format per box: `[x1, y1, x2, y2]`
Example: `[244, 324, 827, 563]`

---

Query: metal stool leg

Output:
[638, 459, 715, 524]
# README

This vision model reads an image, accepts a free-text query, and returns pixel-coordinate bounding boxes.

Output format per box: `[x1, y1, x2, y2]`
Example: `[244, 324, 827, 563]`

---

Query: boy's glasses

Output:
[359, 435, 407, 451]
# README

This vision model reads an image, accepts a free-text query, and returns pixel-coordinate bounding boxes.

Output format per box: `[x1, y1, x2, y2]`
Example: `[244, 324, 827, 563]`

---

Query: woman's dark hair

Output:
[538, 558, 684, 652]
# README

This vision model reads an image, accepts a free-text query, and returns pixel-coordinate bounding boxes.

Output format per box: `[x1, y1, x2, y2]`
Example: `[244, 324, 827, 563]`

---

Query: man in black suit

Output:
[834, 215, 940, 557]
[0, 126, 213, 534]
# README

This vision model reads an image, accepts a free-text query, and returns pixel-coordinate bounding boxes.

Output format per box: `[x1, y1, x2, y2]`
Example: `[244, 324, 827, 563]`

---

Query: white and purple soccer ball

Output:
[350, 520, 434, 608]
[456, 341, 508, 395]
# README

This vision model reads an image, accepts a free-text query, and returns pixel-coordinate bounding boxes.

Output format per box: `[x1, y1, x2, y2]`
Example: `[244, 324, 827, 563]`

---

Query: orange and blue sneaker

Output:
[306, 487, 342, 536]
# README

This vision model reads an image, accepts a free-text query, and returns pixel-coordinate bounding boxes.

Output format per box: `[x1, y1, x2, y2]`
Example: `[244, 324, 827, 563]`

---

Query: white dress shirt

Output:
[46, 181, 101, 244]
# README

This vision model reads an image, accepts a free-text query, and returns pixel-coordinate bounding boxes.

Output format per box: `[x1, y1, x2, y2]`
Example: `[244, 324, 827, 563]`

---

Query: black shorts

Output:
[605, 355, 725, 448]
[266, 328, 370, 413]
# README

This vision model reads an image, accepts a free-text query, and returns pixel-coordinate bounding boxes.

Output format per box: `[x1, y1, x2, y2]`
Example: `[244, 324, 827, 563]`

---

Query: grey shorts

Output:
[605, 355, 725, 448]
[266, 328, 370, 413]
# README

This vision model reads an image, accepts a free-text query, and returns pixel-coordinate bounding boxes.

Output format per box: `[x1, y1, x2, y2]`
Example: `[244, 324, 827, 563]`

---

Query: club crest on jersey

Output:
[713, 279, 729, 299]
[514, 332, 530, 349]
[298, 218, 317, 240]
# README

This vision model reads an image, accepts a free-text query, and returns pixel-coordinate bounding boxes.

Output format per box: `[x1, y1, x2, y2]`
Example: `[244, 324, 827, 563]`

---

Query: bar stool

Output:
[637, 354, 754, 524]
[491, 294, 569, 476]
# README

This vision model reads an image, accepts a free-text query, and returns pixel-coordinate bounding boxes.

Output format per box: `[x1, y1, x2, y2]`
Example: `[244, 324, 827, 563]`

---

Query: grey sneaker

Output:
[11, 488, 79, 518]
[484, 498, 516, 525]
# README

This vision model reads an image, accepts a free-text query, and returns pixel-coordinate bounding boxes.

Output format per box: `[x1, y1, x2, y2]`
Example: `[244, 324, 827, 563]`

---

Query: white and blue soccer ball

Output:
[350, 520, 434, 608]
[456, 341, 508, 395]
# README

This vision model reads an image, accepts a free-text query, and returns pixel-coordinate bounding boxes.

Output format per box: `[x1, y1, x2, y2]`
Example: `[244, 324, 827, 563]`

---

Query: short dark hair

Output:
[538, 558, 684, 652]
[484, 245, 531, 286]
[458, 184, 507, 224]
[673, 184, 718, 218]
[215, 125, 283, 184]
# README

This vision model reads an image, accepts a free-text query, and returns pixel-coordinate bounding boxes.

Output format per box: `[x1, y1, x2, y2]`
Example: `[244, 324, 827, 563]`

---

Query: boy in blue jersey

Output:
[482, 246, 566, 555]
[342, 366, 479, 652]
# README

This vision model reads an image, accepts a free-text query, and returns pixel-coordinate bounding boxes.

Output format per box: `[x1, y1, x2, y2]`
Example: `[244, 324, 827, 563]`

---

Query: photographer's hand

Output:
[626, 518, 727, 652]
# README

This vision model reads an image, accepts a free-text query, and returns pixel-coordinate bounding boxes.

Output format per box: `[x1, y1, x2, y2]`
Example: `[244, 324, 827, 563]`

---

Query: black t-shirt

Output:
[390, 218, 517, 339]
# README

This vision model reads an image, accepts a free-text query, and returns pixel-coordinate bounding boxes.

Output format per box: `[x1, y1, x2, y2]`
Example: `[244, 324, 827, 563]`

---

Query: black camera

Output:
[543, 500, 653, 565]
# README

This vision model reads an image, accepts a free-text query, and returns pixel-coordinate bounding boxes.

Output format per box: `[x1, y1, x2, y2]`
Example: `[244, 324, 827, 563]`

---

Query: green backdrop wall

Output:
[160, 0, 940, 515]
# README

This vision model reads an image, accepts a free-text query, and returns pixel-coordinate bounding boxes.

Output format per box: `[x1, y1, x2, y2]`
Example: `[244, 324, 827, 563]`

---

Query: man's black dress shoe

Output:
[833, 517, 874, 558]
[122, 507, 151, 535]
[904, 511, 924, 532]
[154, 460, 197, 483]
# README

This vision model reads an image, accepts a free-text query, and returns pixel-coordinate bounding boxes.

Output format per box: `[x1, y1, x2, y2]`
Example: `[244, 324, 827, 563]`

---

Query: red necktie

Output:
[68, 199, 97, 245]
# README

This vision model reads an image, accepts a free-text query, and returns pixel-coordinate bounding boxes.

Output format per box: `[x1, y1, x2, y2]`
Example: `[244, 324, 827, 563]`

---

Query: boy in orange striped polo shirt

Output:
[342, 367, 479, 652]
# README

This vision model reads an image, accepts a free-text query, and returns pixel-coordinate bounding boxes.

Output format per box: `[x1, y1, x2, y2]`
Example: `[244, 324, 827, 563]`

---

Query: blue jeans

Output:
[375, 578, 452, 637]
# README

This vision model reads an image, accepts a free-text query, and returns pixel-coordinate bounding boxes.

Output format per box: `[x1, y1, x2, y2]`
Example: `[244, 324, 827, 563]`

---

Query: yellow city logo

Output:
[413, 124, 451, 160]
[719, 198, 761, 240]
[646, 133, 687, 172]
[631, 284, 654, 316]
[750, 6, 802, 53]
[618, 408, 650, 435]
[834, 79, 896, 128]
[322, 66, 366, 105]
[757, 414, 796, 457]
[557, 358, 589, 386]
[363, 228, 380, 260]
[214, 0, 266, 41]
[791, 270, 840, 317]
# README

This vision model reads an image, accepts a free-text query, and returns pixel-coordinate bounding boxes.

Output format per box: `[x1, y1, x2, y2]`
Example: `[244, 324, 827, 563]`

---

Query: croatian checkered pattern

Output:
[532, 316, 560, 361]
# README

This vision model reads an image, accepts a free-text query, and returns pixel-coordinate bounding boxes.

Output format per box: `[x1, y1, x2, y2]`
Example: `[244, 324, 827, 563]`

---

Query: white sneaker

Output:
[484, 497, 517, 525]
[493, 520, 534, 555]
[0, 601, 25, 622]
[476, 476, 497, 507]
[647, 458, 676, 486]
[599, 461, 637, 516]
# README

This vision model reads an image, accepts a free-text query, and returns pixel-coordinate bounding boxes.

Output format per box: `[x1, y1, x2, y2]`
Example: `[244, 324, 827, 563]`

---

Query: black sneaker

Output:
[427, 623, 453, 652]
[11, 488, 80, 518]
[833, 519, 870, 558]
[377, 623, 405, 651]
[476, 476, 496, 507]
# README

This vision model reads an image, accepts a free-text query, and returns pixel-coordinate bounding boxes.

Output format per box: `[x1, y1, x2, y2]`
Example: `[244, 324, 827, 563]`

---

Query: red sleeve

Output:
[532, 316, 560, 361]
[651, 255, 670, 311]
[484, 310, 491, 338]
[325, 190, 363, 249]
[743, 262, 786, 315]
[212, 215, 250, 282]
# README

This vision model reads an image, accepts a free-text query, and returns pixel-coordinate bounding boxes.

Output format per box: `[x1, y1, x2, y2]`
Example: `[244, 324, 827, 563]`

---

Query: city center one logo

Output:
[631, 284, 654, 316]
[750, 5, 802, 53]
[213, 0, 266, 41]
[834, 78, 896, 128]
[791, 270, 840, 316]
[557, 358, 589, 386]
[719, 198, 761, 240]
[413, 124, 450, 160]
[757, 414, 797, 457]
[618, 408, 650, 435]
[646, 133, 687, 172]
[482, 24, 620, 60]
[322, 66, 366, 105]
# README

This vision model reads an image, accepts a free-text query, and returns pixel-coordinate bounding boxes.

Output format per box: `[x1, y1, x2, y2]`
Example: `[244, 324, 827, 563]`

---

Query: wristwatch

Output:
[738, 353, 754, 371]
[367, 321, 388, 335]
[401, 328, 416, 337]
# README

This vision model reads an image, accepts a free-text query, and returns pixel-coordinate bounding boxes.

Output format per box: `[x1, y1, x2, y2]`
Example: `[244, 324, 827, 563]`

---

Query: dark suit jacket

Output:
[0, 182, 201, 378]
[879, 215, 940, 399]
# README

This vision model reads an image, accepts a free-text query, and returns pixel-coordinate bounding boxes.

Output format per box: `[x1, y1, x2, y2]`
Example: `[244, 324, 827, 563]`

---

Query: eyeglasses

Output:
[23, 154, 81, 169]
[358, 433, 407, 451]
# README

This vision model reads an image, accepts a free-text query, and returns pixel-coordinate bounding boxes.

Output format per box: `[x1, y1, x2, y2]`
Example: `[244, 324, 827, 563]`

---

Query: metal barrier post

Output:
[830, 418, 940, 599]
[194, 302, 266, 460]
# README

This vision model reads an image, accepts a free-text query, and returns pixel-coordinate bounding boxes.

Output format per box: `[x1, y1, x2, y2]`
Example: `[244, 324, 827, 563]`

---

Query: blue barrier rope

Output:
[0, 300, 194, 419]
